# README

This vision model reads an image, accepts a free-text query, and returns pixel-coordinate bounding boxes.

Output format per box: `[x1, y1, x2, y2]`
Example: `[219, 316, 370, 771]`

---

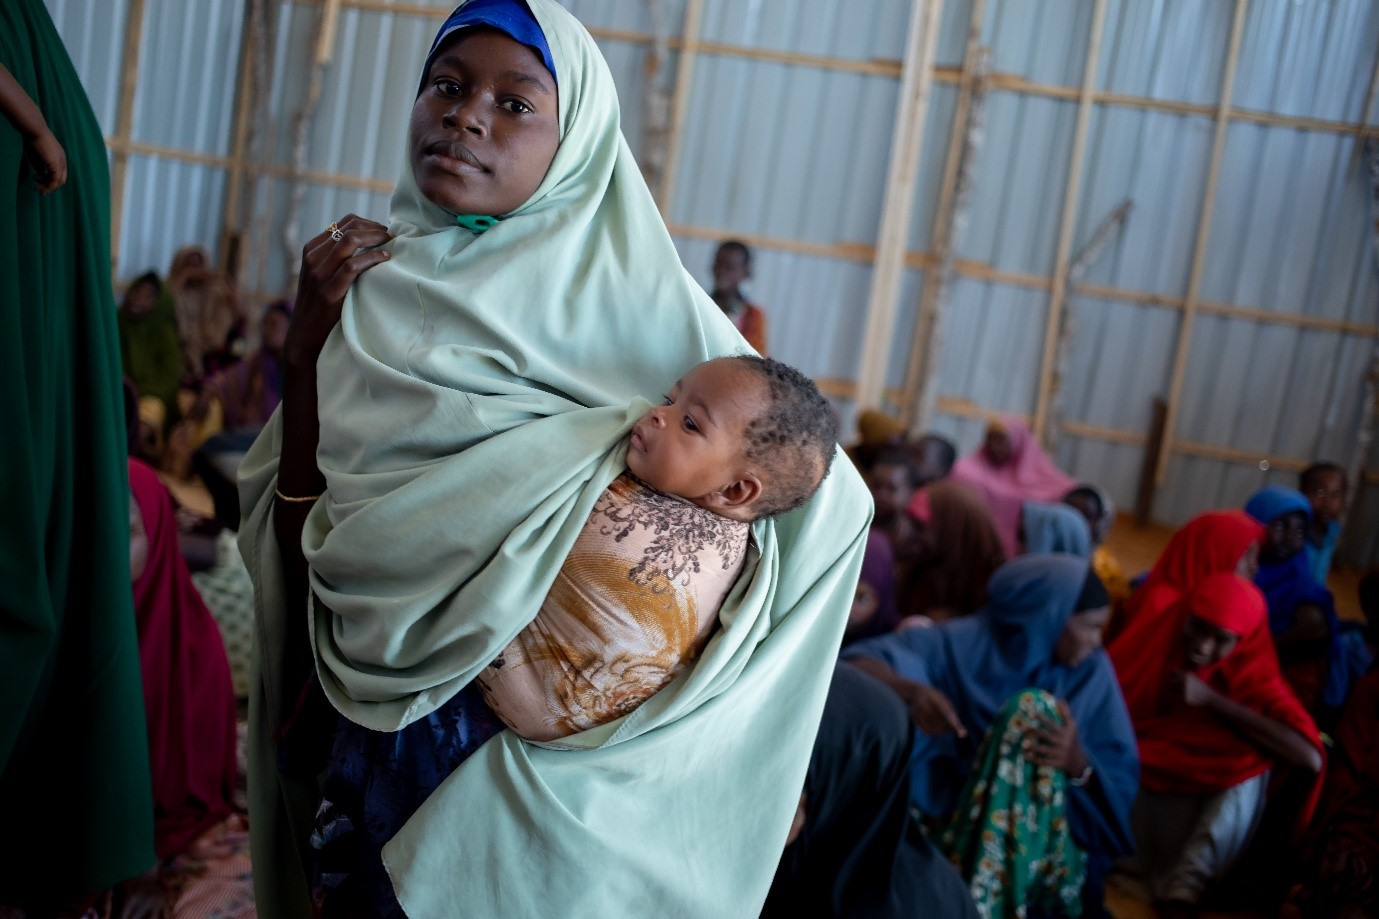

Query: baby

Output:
[477, 355, 839, 741]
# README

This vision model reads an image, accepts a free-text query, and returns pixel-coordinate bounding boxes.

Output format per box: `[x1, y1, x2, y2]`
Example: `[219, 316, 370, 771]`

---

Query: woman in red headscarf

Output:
[1109, 573, 1322, 916]
[128, 458, 238, 858]
[1104, 510, 1263, 643]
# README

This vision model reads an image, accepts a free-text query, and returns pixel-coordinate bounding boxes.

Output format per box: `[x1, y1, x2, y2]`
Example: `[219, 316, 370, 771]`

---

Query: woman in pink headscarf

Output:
[952, 419, 1076, 557]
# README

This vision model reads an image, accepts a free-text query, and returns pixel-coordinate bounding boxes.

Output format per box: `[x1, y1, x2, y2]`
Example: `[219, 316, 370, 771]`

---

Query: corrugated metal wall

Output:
[45, 0, 1379, 562]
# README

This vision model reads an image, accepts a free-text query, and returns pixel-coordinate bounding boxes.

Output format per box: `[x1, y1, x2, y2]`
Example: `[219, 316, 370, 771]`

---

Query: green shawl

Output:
[239, 2, 870, 915]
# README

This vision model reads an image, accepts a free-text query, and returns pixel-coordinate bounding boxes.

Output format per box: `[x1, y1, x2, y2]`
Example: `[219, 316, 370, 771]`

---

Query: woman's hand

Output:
[25, 124, 66, 193]
[898, 681, 967, 738]
[284, 214, 393, 370]
[1024, 699, 1088, 775]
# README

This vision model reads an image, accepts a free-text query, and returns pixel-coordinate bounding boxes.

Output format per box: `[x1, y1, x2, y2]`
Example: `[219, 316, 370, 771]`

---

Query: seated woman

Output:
[128, 459, 238, 859]
[1063, 484, 1132, 609]
[842, 529, 900, 645]
[844, 555, 1138, 918]
[1285, 669, 1379, 919]
[897, 478, 1006, 622]
[1109, 573, 1323, 918]
[763, 663, 977, 918]
[1104, 509, 1262, 644]
[167, 244, 243, 382]
[1244, 486, 1344, 720]
[117, 271, 183, 456]
[952, 418, 1076, 557]
[1021, 500, 1092, 557]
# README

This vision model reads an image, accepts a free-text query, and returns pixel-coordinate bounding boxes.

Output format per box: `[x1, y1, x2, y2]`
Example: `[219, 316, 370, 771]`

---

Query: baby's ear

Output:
[707, 474, 762, 519]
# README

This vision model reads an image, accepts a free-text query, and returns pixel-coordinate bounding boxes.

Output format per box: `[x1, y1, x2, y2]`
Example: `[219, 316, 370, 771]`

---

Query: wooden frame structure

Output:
[101, 0, 1379, 496]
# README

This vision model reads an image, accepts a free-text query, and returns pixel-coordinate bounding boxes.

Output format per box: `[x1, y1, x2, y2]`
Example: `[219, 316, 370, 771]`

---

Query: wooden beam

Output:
[854, 0, 942, 413]
[109, 0, 149, 277]
[219, 9, 257, 280]
[1031, 0, 1109, 442]
[655, 0, 703, 214]
[1155, 0, 1250, 486]
[901, 0, 988, 428]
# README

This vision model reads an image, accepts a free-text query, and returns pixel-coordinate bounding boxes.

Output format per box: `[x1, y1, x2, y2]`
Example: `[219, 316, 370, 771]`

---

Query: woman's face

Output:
[1182, 614, 1240, 669]
[410, 29, 560, 218]
[982, 429, 1013, 467]
[866, 463, 913, 522]
[1261, 512, 1307, 564]
[849, 581, 880, 630]
[127, 280, 158, 316]
[1054, 606, 1109, 669]
[1236, 540, 1260, 580]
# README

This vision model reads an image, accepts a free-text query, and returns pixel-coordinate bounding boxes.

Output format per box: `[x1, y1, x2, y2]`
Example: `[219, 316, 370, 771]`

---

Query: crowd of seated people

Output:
[780, 407, 1375, 919]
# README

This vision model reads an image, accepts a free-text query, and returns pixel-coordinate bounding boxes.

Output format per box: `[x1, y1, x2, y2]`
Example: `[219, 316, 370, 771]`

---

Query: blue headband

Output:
[421, 0, 556, 94]
[1244, 485, 1312, 526]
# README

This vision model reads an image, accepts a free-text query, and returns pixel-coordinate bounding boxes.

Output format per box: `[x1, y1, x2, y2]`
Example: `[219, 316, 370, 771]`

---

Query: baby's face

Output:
[627, 359, 766, 510]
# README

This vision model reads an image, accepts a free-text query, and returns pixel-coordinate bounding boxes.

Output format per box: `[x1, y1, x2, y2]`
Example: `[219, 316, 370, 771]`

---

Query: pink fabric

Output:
[129, 459, 239, 858]
[951, 418, 1076, 556]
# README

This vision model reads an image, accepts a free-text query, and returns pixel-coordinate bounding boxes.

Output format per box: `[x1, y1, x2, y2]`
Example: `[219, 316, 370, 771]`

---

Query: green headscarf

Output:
[238, 1, 870, 915]
[116, 276, 182, 416]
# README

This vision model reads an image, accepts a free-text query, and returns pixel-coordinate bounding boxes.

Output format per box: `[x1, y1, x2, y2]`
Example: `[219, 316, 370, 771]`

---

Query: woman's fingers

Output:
[303, 214, 393, 271]
[321, 248, 391, 302]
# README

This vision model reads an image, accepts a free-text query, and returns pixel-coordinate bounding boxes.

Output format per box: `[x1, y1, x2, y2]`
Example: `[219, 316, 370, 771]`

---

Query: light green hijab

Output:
[238, 1, 870, 915]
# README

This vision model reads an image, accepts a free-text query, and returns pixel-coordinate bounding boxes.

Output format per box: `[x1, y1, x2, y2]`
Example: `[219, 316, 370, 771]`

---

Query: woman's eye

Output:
[501, 99, 533, 114]
[435, 78, 462, 96]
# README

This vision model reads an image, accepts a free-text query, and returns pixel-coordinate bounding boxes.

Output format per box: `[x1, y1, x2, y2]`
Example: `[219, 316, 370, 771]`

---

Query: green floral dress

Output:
[942, 689, 1087, 918]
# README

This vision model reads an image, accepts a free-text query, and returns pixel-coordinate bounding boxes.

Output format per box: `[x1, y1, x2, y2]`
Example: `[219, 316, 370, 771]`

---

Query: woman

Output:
[844, 555, 1139, 917]
[898, 478, 1006, 621]
[952, 418, 1077, 556]
[1109, 573, 1323, 916]
[763, 663, 977, 918]
[129, 459, 239, 858]
[1063, 484, 1132, 607]
[168, 244, 242, 381]
[239, 2, 869, 916]
[843, 529, 900, 645]
[1022, 500, 1092, 557]
[118, 271, 184, 440]
[1104, 509, 1263, 643]
[0, 0, 156, 909]
[1286, 670, 1379, 918]
[1244, 486, 1344, 715]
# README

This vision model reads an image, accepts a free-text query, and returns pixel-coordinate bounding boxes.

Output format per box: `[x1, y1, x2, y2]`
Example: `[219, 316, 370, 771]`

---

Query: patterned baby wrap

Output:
[478, 473, 750, 741]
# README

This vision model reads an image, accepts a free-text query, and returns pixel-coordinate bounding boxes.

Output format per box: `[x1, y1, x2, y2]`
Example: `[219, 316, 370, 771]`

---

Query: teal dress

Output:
[0, 0, 157, 905]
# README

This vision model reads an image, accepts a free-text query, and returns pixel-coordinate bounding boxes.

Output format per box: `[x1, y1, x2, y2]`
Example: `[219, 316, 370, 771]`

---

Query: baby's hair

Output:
[1300, 462, 1346, 493]
[871, 448, 924, 489]
[717, 239, 752, 269]
[730, 355, 838, 520]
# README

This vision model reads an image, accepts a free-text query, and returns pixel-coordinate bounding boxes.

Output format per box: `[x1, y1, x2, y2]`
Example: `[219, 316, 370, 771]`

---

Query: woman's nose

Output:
[442, 97, 488, 137]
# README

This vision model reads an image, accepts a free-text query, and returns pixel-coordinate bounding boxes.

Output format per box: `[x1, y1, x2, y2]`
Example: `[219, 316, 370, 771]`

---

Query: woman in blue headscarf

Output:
[1244, 486, 1344, 720]
[844, 554, 1139, 918]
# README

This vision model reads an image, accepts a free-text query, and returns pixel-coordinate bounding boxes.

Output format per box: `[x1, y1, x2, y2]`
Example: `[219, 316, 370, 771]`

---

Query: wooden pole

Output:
[1031, 0, 1109, 442]
[283, 0, 343, 287]
[219, 7, 258, 282]
[854, 0, 942, 413]
[901, 0, 987, 426]
[1155, 0, 1250, 485]
[655, 0, 703, 214]
[109, 0, 150, 279]
[910, 47, 991, 433]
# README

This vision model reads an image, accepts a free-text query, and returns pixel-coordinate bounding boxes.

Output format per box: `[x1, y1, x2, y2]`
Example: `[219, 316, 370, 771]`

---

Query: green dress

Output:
[943, 690, 1089, 918]
[0, 0, 157, 906]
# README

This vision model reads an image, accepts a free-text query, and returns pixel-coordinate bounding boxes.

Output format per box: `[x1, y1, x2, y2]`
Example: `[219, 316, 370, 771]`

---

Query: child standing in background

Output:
[710, 239, 769, 354]
[1299, 462, 1346, 584]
